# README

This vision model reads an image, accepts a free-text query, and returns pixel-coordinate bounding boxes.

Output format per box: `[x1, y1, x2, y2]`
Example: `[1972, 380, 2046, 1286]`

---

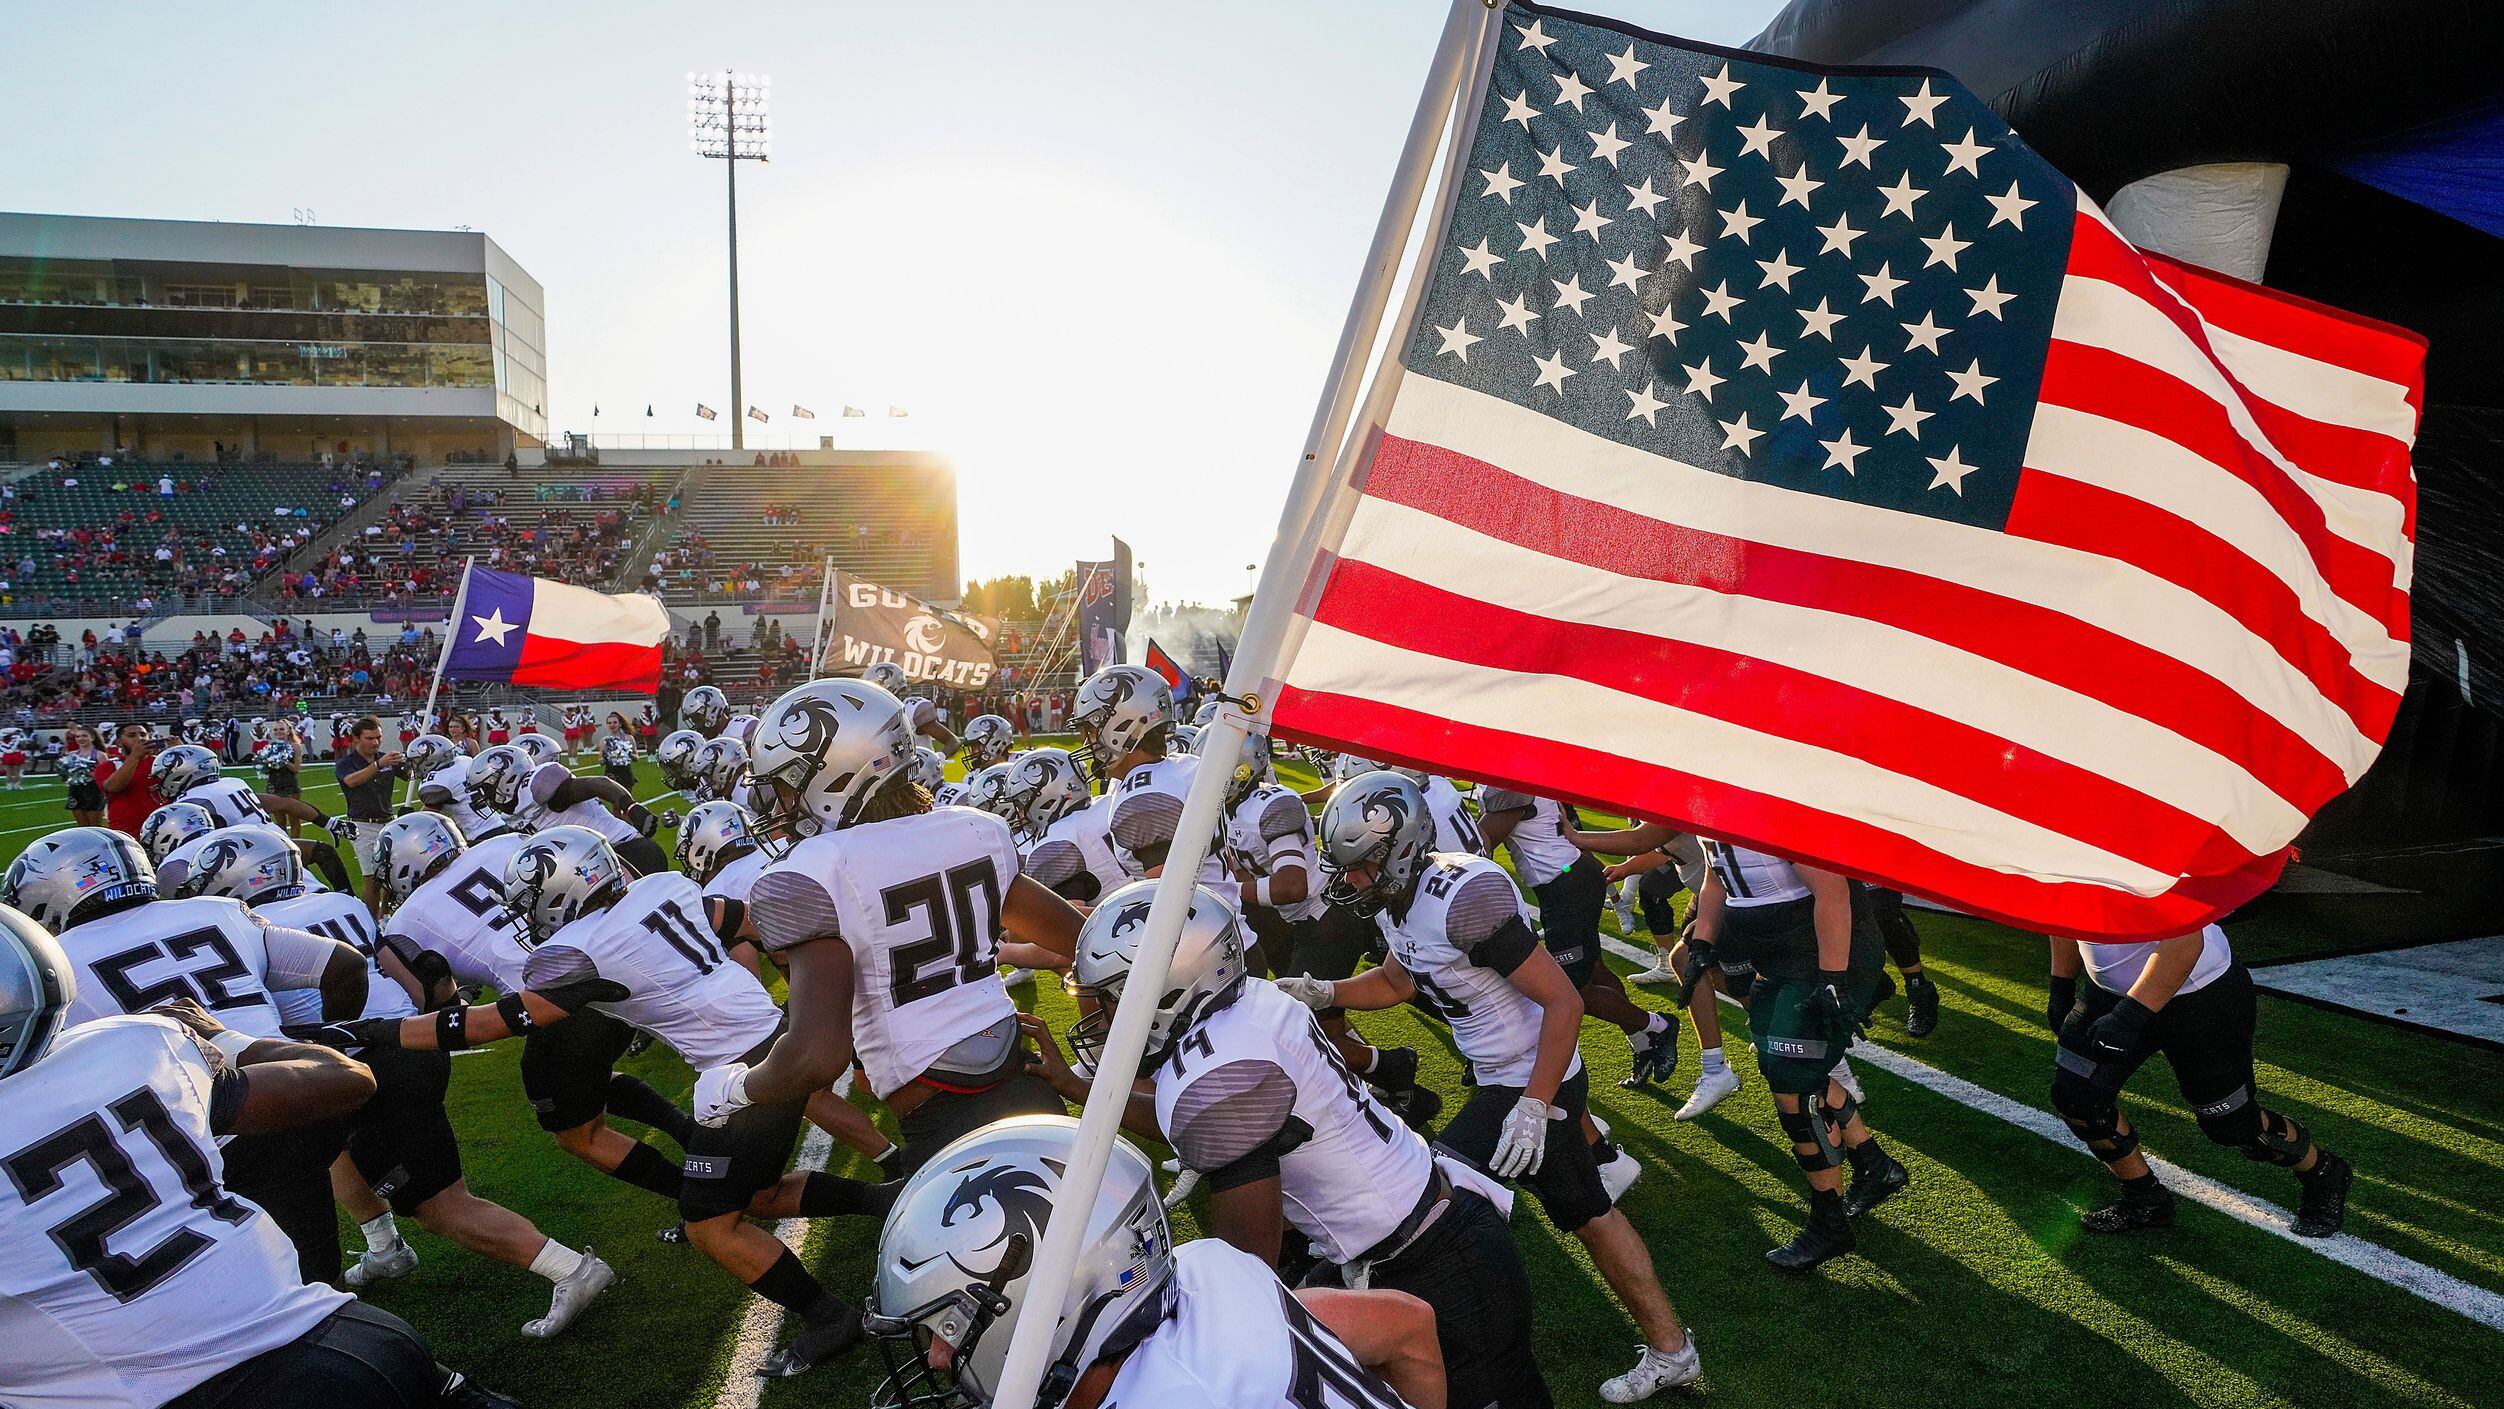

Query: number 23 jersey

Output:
[519, 872, 780, 1074]
[748, 806, 1021, 1099]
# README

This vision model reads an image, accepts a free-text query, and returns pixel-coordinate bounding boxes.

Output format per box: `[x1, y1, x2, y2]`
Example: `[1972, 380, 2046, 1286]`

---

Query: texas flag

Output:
[442, 567, 671, 693]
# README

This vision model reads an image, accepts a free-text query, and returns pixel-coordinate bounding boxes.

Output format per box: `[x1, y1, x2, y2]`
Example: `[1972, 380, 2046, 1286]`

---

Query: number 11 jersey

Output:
[518, 872, 781, 1074]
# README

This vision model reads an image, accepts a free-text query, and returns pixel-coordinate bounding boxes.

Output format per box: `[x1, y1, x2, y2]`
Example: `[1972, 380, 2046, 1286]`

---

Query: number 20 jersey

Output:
[520, 872, 781, 1074]
[0, 1016, 347, 1409]
[749, 807, 1021, 1100]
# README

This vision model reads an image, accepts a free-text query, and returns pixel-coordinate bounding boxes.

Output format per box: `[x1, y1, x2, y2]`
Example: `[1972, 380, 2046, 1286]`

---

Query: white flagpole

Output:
[985, 5, 1501, 1407]
[806, 556, 837, 681]
[406, 555, 476, 808]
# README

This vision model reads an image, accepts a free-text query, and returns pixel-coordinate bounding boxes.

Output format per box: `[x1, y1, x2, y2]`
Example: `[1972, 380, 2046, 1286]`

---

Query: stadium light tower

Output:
[688, 70, 771, 450]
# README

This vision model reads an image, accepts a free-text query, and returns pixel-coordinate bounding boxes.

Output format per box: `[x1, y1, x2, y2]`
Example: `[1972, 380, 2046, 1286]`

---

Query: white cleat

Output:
[1601, 1333, 1702, 1402]
[1674, 1066, 1742, 1120]
[1599, 1146, 1643, 1204]
[521, 1250, 616, 1339]
[343, 1242, 418, 1289]
[1829, 1059, 1863, 1104]
[998, 966, 1036, 989]
[1628, 952, 1681, 987]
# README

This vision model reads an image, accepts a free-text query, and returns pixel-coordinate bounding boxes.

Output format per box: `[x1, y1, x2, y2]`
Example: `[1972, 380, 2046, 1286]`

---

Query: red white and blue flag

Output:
[442, 567, 672, 694]
[1265, 2, 2425, 939]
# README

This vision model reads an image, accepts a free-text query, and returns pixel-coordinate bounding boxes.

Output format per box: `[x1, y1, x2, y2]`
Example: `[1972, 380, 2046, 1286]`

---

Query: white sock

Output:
[1699, 1047, 1729, 1075]
[1644, 1012, 1669, 1037]
[529, 1239, 585, 1284]
[360, 1212, 403, 1254]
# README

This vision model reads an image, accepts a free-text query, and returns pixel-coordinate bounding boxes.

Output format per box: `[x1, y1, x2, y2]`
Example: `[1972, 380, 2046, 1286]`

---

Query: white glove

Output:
[1274, 976, 1337, 1011]
[693, 1062, 753, 1128]
[1491, 1095, 1554, 1178]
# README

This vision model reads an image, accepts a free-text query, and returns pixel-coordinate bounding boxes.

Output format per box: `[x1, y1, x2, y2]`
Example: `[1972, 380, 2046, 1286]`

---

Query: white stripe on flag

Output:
[1339, 493, 2309, 849]
[1285, 618, 2178, 894]
[527, 579, 670, 646]
[1380, 374, 2386, 769]
[2200, 322, 2420, 443]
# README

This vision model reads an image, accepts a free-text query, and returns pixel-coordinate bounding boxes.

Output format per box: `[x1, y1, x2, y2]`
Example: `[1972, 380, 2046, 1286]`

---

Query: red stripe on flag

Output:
[2039, 341, 2412, 634]
[2002, 473, 2400, 740]
[512, 636, 663, 693]
[1269, 683, 2288, 942]
[2137, 245, 2429, 401]
[1357, 434, 2351, 813]
[1307, 555, 2264, 878]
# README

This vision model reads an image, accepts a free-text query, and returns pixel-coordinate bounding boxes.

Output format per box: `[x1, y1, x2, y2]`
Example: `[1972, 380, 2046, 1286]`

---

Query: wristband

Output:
[1248, 875, 1274, 909]
[495, 991, 538, 1034]
[209, 1029, 256, 1063]
[434, 1005, 472, 1051]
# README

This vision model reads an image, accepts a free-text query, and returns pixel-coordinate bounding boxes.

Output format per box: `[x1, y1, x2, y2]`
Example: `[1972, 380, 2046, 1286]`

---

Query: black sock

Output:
[609, 1141, 683, 1198]
[607, 1074, 697, 1144]
[2121, 1171, 2167, 1199]
[1590, 1135, 1621, 1164]
[747, 1246, 842, 1321]
[1809, 1186, 1847, 1218]
[1847, 1136, 1890, 1171]
[795, 1171, 889, 1218]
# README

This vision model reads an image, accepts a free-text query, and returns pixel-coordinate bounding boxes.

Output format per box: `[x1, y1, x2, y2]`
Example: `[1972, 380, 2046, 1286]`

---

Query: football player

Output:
[2047, 924, 2352, 1237]
[1688, 841, 1911, 1271]
[185, 824, 617, 1334]
[1867, 887, 1938, 1038]
[140, 800, 220, 864]
[1007, 746, 1136, 907]
[682, 684, 733, 739]
[470, 743, 668, 873]
[1306, 777, 1697, 1400]
[1562, 820, 1740, 1116]
[411, 745, 514, 845]
[150, 744, 357, 893]
[0, 911, 521, 1409]
[959, 712, 1015, 770]
[3, 826, 371, 1285]
[695, 680, 1080, 1175]
[1030, 882, 1550, 1409]
[866, 1115, 1446, 1409]
[656, 728, 708, 799]
[1074, 666, 1229, 893]
[909, 746, 957, 807]
[322, 825, 899, 1380]
[693, 736, 761, 813]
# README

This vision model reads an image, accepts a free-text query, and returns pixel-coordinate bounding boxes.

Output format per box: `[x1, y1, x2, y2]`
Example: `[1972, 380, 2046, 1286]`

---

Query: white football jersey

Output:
[1421, 776, 1484, 857]
[520, 873, 779, 1074]
[931, 780, 968, 809]
[724, 712, 760, 746]
[54, 896, 333, 1041]
[382, 833, 533, 993]
[260, 889, 416, 1023]
[1104, 1239, 1413, 1409]
[2083, 923, 2232, 999]
[182, 776, 272, 830]
[703, 847, 769, 906]
[1376, 855, 1573, 1089]
[1478, 790, 1579, 886]
[1224, 784, 1326, 923]
[0, 1016, 349, 1409]
[1705, 841, 1813, 906]
[1109, 755, 1230, 888]
[420, 755, 512, 842]
[1023, 794, 1137, 904]
[1154, 978, 1437, 1265]
[528, 761, 639, 845]
[749, 808, 1021, 1099]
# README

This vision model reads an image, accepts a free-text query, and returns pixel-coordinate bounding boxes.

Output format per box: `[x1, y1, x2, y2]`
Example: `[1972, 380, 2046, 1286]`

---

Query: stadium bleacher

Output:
[652, 462, 953, 601]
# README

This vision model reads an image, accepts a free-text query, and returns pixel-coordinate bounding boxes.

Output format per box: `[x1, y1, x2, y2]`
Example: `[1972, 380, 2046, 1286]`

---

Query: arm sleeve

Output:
[520, 944, 601, 991]
[710, 897, 747, 942]
[1255, 793, 1315, 872]
[748, 867, 845, 953]
[1447, 869, 1539, 975]
[1110, 788, 1186, 868]
[1477, 786, 1534, 816]
[1167, 1058, 1310, 1190]
[528, 762, 568, 806]
[258, 918, 346, 991]
[1024, 837, 1084, 892]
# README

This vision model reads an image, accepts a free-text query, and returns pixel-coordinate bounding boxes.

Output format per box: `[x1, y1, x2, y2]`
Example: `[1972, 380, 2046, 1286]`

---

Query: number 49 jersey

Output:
[259, 888, 417, 1023]
[749, 807, 1021, 1100]
[519, 872, 781, 1074]
[183, 776, 273, 830]
[1104, 1240, 1412, 1409]
[0, 1015, 348, 1409]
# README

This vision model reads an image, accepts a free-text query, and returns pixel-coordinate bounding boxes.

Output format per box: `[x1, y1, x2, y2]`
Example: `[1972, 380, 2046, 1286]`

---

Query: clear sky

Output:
[10, 0, 1784, 605]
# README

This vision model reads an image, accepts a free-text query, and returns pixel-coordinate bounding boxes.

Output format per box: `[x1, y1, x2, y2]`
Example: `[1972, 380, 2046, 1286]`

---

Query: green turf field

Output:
[13, 749, 2499, 1409]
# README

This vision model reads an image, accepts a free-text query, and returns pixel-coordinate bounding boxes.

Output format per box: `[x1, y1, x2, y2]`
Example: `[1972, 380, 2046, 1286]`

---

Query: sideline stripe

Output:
[1591, 932, 2504, 1332]
[711, 1125, 835, 1406]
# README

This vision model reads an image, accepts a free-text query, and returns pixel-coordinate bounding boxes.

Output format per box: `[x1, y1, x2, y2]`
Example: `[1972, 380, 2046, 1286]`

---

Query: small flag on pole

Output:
[696, 404, 718, 421]
[1143, 638, 1193, 703]
[592, 404, 600, 417]
[441, 567, 670, 693]
[792, 404, 816, 419]
[645, 404, 654, 417]
[843, 405, 868, 417]
[887, 405, 910, 417]
[748, 406, 769, 424]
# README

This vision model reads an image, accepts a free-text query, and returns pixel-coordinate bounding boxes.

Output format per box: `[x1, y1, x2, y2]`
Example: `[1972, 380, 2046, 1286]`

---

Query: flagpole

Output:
[407, 555, 476, 808]
[806, 555, 836, 680]
[984, 5, 1500, 1408]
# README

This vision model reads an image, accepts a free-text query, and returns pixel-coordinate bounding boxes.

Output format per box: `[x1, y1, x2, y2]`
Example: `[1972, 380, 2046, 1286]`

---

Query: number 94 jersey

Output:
[748, 807, 1021, 1100]
[1, 1016, 347, 1409]
[519, 872, 782, 1075]
[1105, 1240, 1413, 1409]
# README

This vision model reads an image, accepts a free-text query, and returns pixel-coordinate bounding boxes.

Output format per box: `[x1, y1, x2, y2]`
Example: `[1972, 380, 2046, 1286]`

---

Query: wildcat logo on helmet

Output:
[938, 1163, 1057, 1289]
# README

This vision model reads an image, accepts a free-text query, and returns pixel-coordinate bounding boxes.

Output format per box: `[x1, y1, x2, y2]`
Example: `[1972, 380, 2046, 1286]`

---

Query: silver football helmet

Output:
[674, 800, 758, 882]
[0, 903, 75, 1080]
[655, 729, 706, 791]
[1167, 723, 1201, 758]
[681, 684, 732, 735]
[749, 680, 917, 839]
[907, 745, 948, 793]
[149, 744, 222, 802]
[1069, 665, 1175, 780]
[961, 763, 1021, 828]
[1065, 879, 1248, 1071]
[866, 1115, 1174, 1409]
[960, 714, 1014, 768]
[692, 736, 750, 802]
[1316, 771, 1437, 918]
[1004, 747, 1091, 832]
[504, 825, 629, 946]
[512, 732, 562, 768]
[468, 744, 535, 814]
[404, 733, 460, 782]
[3, 826, 157, 933]
[1191, 697, 1222, 728]
[139, 801, 218, 863]
[1331, 752, 1378, 783]
[181, 825, 308, 905]
[859, 661, 910, 695]
[375, 812, 468, 906]
[1222, 729, 1274, 808]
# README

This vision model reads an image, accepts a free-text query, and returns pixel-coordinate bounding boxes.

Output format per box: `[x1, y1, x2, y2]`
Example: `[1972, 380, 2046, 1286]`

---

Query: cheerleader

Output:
[58, 725, 105, 825]
[259, 718, 305, 837]
[562, 703, 589, 760]
[0, 726, 27, 790]
[599, 712, 640, 789]
[486, 705, 512, 747]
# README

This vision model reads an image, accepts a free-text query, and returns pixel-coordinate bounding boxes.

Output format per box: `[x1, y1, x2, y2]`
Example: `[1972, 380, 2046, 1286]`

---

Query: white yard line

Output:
[710, 1125, 835, 1406]
[1593, 933, 2504, 1333]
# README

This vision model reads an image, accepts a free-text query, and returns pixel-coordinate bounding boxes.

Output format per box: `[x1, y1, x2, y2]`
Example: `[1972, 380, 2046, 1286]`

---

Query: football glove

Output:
[1273, 976, 1336, 1011]
[1675, 939, 1718, 1009]
[1492, 1095, 1554, 1178]
[324, 814, 358, 844]
[1808, 968, 1867, 1044]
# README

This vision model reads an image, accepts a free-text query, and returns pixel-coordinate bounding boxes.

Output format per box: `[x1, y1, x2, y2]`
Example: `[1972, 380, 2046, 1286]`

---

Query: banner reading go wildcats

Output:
[822, 570, 1001, 688]
[442, 567, 671, 693]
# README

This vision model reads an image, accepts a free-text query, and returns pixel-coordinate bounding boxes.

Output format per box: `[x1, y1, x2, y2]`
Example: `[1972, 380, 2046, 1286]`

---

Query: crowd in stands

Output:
[0, 617, 446, 721]
[645, 530, 824, 601]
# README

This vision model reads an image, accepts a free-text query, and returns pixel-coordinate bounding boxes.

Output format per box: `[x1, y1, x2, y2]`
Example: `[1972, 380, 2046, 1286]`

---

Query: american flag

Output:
[1265, 3, 2425, 939]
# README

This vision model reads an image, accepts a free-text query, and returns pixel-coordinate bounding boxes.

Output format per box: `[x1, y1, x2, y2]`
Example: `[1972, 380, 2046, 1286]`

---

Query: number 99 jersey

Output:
[1105, 1239, 1414, 1409]
[516, 872, 781, 1074]
[748, 808, 1021, 1100]
[0, 1015, 347, 1409]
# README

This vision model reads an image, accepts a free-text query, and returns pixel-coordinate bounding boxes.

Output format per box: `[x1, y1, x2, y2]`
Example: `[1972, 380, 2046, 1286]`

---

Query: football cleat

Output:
[2290, 1152, 2353, 1238]
[439, 1370, 522, 1409]
[1609, 884, 1638, 936]
[522, 1249, 616, 1338]
[1903, 973, 1940, 1038]
[1623, 1024, 1677, 1087]
[1765, 1198, 1855, 1273]
[1600, 1334, 1702, 1403]
[2081, 1187, 2177, 1235]
[343, 1241, 419, 1289]
[758, 1303, 864, 1377]
[1628, 950, 1681, 986]
[1599, 1145, 1643, 1204]
[1674, 1065, 1742, 1120]
[1841, 1146, 1910, 1219]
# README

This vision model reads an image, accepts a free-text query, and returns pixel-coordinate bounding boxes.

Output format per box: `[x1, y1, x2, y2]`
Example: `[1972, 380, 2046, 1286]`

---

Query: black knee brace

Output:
[1820, 1091, 1860, 1137]
[1779, 1104, 1838, 1171]
[2052, 1074, 2140, 1162]
[2237, 1109, 2313, 1167]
